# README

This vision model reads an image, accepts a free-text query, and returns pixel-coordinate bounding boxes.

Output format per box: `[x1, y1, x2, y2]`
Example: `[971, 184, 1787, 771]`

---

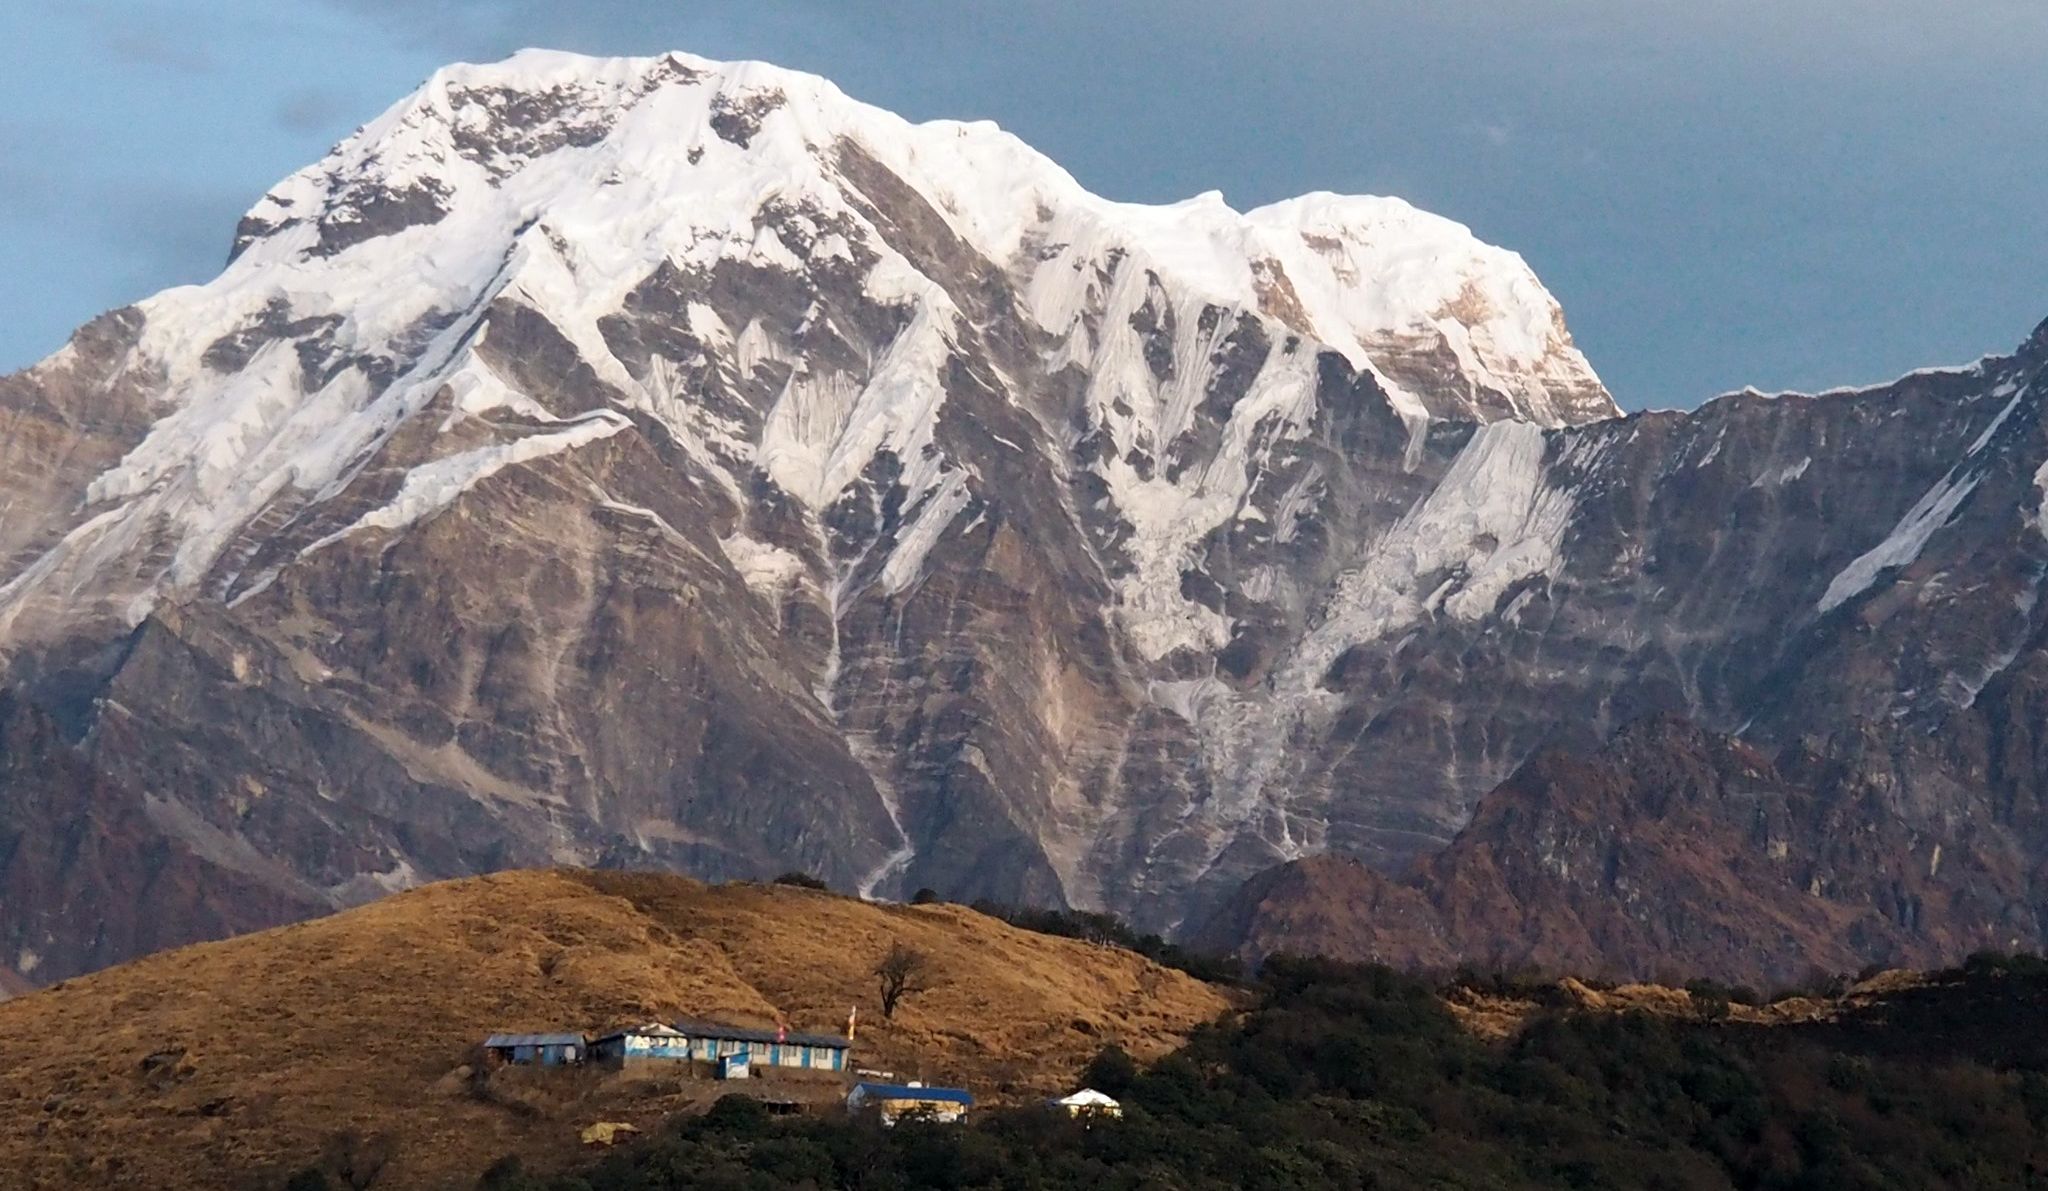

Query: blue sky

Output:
[3, 1, 2043, 408]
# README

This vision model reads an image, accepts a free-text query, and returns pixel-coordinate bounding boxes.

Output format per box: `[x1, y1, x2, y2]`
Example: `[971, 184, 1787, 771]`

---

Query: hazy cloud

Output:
[2, 149, 242, 277]
[102, 26, 216, 73]
[274, 89, 358, 135]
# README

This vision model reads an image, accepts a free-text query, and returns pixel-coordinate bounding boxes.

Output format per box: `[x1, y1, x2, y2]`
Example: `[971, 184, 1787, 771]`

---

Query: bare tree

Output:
[873, 942, 933, 1020]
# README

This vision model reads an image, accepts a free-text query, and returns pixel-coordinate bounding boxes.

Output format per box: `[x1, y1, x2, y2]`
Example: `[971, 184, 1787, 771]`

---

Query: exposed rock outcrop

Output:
[1193, 716, 2046, 986]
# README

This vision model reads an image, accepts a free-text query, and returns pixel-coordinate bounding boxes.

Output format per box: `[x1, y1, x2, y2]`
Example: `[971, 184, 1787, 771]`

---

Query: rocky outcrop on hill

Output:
[2, 47, 2046, 987]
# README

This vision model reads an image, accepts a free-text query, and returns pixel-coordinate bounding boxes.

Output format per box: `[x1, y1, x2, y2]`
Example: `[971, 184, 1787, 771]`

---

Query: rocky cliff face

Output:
[0, 48, 2042, 987]
[1192, 323, 2048, 982]
[1191, 715, 2046, 987]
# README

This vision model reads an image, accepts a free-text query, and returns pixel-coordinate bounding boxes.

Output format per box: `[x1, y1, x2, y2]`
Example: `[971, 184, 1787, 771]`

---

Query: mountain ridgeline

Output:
[2, 48, 2047, 988]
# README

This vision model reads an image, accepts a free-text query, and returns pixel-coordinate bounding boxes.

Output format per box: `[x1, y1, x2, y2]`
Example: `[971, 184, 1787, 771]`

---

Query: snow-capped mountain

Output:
[3, 49, 2045, 986]
[1, 50, 1610, 649]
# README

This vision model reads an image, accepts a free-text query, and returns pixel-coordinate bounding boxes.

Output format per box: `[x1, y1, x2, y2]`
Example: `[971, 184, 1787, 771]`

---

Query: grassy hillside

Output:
[0, 869, 1231, 1190]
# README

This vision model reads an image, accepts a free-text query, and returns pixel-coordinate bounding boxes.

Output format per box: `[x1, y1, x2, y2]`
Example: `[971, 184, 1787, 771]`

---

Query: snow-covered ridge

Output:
[216, 47, 1611, 424]
[4, 46, 1614, 655]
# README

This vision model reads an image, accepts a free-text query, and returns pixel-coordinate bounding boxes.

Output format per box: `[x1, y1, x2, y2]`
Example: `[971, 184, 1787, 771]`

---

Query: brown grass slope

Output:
[0, 869, 1231, 1191]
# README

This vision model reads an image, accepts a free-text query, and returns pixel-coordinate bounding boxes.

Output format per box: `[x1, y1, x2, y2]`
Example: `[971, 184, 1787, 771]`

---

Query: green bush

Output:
[701, 1093, 771, 1137]
[1081, 1044, 1139, 1096]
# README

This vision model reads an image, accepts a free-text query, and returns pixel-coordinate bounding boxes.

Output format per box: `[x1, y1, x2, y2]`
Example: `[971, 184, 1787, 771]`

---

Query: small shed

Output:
[590, 1023, 692, 1066]
[1051, 1089, 1123, 1119]
[483, 1033, 587, 1066]
[847, 1081, 974, 1125]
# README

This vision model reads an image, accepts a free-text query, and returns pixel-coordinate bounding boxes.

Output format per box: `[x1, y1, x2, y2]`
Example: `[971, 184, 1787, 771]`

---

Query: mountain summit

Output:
[3, 49, 2045, 988]
[6, 49, 1611, 649]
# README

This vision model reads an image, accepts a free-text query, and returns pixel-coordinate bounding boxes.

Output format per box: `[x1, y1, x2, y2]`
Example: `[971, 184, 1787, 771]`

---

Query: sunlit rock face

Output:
[4, 47, 2045, 987]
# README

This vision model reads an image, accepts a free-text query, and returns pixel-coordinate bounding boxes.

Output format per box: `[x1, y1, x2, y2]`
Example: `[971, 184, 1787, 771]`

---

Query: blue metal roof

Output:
[853, 1082, 974, 1105]
[483, 1033, 586, 1048]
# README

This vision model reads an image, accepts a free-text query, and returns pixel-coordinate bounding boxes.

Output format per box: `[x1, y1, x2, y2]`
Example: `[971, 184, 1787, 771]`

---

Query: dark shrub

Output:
[702, 1093, 771, 1136]
[476, 1155, 539, 1191]
[1081, 1044, 1139, 1096]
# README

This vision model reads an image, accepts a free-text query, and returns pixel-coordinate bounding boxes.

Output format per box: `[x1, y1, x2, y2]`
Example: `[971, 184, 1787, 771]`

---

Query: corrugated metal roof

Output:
[591, 1023, 686, 1043]
[852, 1082, 974, 1105]
[483, 1033, 586, 1048]
[672, 1018, 850, 1050]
